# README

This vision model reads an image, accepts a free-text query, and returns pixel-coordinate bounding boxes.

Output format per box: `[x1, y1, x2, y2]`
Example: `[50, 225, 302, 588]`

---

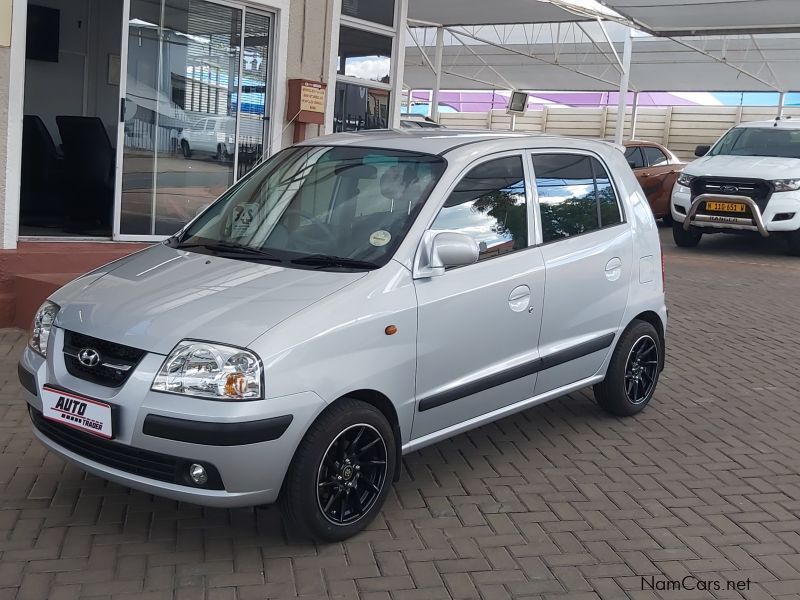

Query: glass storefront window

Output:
[121, 0, 272, 236]
[341, 0, 395, 27]
[337, 26, 392, 84]
[334, 82, 390, 132]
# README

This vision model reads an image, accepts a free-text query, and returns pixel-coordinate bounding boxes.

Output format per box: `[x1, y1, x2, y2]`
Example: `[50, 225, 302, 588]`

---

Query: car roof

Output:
[301, 128, 622, 158]
[735, 119, 800, 129]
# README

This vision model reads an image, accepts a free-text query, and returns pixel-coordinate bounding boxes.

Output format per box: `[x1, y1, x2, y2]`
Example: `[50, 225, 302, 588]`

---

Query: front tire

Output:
[594, 320, 662, 417]
[181, 140, 192, 158]
[280, 399, 396, 542]
[672, 219, 702, 247]
[787, 229, 800, 256]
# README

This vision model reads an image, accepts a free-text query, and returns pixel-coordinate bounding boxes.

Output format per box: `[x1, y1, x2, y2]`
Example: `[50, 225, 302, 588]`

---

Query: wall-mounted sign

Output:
[299, 82, 326, 113]
[287, 79, 327, 126]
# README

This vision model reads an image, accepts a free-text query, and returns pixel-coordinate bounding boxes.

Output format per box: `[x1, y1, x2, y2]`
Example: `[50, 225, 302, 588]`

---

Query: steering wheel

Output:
[279, 209, 337, 246]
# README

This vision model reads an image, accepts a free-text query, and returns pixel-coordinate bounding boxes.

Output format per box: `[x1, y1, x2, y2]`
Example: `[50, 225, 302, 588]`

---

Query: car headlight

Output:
[772, 179, 800, 193]
[677, 173, 696, 188]
[152, 341, 263, 400]
[29, 300, 59, 357]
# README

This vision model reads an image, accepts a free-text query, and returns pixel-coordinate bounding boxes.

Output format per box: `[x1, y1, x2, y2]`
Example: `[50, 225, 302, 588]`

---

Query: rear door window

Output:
[532, 153, 624, 243]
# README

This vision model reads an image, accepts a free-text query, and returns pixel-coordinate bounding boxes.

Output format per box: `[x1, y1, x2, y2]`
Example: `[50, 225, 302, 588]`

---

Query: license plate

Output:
[705, 201, 747, 213]
[41, 386, 114, 439]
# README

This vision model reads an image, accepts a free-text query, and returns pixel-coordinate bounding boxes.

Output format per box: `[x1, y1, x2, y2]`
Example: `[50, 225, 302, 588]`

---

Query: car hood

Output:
[51, 244, 366, 355]
[686, 154, 800, 180]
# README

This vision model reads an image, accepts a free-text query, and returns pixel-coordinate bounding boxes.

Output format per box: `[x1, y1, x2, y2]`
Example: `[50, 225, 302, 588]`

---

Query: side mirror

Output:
[695, 144, 711, 157]
[414, 231, 479, 278]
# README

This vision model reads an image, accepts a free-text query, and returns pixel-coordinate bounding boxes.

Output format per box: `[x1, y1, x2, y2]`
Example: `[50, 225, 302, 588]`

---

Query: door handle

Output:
[605, 257, 622, 282]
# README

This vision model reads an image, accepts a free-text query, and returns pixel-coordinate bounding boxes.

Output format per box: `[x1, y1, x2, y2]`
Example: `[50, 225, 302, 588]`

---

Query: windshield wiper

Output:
[291, 254, 379, 270]
[176, 241, 283, 262]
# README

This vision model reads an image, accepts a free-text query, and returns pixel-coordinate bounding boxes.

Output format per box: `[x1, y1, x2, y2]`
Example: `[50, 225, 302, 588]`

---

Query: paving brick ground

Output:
[2, 227, 800, 600]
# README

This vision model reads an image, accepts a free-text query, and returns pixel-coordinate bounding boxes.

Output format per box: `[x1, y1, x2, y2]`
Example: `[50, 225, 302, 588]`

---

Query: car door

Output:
[411, 153, 546, 439]
[531, 151, 633, 396]
[640, 145, 680, 218]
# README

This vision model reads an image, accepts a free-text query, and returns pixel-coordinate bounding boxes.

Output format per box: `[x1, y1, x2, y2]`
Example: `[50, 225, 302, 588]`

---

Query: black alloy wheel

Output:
[624, 335, 659, 405]
[316, 424, 387, 525]
[279, 398, 396, 542]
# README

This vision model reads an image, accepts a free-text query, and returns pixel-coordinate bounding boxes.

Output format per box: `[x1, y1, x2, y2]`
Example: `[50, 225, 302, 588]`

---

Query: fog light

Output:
[189, 463, 208, 486]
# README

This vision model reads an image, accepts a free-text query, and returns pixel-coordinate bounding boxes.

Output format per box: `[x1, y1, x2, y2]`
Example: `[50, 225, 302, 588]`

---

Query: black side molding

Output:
[418, 332, 616, 412]
[143, 414, 293, 446]
[18, 363, 38, 396]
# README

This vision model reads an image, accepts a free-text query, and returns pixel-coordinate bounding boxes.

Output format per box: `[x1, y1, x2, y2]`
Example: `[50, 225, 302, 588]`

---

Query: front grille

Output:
[63, 331, 146, 388]
[30, 407, 224, 490]
[691, 177, 773, 212]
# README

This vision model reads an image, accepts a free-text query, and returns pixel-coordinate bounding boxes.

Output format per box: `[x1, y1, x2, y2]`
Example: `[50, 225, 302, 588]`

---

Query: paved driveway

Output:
[2, 228, 800, 600]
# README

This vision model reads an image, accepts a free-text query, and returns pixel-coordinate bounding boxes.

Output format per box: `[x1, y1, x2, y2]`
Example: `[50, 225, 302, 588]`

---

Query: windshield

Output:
[175, 145, 446, 270]
[709, 127, 800, 159]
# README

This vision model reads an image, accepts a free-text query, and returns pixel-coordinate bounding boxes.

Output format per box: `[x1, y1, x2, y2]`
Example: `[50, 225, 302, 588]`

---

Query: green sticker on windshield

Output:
[369, 230, 391, 247]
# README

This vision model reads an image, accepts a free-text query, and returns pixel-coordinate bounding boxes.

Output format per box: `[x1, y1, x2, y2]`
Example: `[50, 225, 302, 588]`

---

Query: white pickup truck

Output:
[671, 118, 800, 255]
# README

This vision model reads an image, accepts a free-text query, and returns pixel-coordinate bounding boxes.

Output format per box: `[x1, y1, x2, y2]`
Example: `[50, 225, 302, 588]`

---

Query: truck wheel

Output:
[280, 399, 396, 542]
[672, 220, 702, 247]
[787, 230, 800, 256]
[594, 320, 662, 417]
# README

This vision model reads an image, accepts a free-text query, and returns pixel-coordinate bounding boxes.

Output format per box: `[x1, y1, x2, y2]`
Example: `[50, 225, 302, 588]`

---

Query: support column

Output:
[778, 91, 786, 118]
[389, 0, 409, 128]
[614, 28, 633, 146]
[630, 91, 640, 140]
[430, 26, 444, 122]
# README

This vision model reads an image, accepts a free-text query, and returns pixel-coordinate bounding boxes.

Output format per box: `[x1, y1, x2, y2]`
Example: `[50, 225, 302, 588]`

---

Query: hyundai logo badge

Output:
[78, 348, 101, 368]
[721, 185, 739, 194]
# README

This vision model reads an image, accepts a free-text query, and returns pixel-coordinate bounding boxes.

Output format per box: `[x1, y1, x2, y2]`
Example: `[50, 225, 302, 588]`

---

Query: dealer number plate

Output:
[705, 201, 747, 213]
[41, 386, 113, 439]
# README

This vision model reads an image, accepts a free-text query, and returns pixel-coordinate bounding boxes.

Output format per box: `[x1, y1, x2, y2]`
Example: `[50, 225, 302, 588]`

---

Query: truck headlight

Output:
[677, 173, 696, 188]
[772, 179, 800, 193]
[152, 341, 263, 400]
[29, 301, 59, 357]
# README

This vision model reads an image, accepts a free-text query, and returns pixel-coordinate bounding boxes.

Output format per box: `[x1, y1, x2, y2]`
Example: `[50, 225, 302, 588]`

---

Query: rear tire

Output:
[661, 213, 673, 226]
[787, 230, 800, 256]
[672, 219, 702, 247]
[279, 399, 396, 542]
[181, 140, 192, 158]
[594, 320, 662, 417]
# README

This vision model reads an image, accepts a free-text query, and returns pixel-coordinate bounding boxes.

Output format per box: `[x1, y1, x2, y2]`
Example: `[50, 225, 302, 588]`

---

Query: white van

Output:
[20, 130, 667, 541]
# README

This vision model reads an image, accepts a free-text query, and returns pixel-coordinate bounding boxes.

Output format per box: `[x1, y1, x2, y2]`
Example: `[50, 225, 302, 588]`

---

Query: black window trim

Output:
[642, 145, 669, 168]
[423, 150, 537, 269]
[529, 148, 628, 247]
[624, 145, 646, 169]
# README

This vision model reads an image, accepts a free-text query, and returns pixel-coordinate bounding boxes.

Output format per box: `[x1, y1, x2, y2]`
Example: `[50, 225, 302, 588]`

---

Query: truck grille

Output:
[691, 177, 773, 212]
[63, 331, 146, 388]
[30, 407, 224, 490]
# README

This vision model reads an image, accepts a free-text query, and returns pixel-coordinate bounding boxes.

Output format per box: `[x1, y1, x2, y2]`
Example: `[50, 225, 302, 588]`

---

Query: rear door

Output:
[531, 151, 633, 396]
[411, 153, 546, 439]
[640, 145, 679, 217]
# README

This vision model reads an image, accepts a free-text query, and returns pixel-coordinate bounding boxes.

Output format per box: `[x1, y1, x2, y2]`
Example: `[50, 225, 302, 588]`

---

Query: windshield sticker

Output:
[231, 203, 258, 236]
[369, 230, 391, 247]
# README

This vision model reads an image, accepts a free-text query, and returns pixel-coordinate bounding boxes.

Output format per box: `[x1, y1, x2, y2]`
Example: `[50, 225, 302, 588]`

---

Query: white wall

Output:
[440, 105, 800, 160]
[23, 0, 122, 145]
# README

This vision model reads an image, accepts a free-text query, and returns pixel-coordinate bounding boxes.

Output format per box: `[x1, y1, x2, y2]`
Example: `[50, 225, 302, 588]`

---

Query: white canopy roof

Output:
[405, 21, 799, 93]
[407, 0, 800, 36]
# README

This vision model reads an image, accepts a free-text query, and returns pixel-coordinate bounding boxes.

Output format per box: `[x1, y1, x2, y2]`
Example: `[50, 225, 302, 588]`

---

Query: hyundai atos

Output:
[19, 130, 667, 541]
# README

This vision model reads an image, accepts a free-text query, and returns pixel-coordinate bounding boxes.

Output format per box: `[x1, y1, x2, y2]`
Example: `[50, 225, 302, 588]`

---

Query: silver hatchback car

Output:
[20, 130, 667, 541]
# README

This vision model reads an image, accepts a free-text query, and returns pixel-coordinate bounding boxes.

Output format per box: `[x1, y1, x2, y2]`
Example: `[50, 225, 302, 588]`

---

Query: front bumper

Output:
[672, 186, 800, 234]
[19, 328, 326, 507]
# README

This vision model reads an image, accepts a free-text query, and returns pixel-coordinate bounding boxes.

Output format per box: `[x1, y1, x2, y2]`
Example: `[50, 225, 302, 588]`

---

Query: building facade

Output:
[0, 0, 407, 325]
